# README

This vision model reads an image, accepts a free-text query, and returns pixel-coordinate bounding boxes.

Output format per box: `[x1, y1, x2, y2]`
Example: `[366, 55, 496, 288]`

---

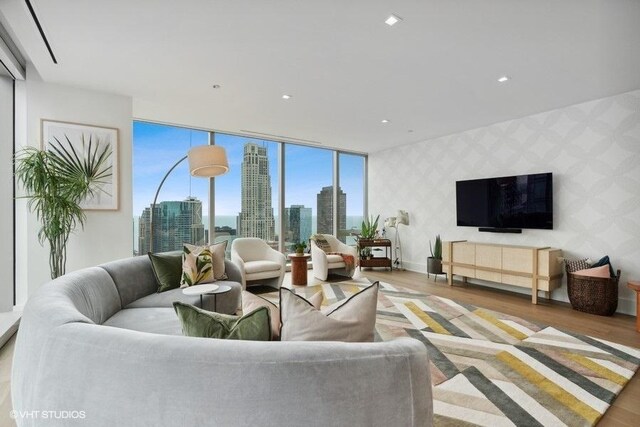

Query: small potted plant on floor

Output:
[293, 241, 307, 255]
[427, 235, 443, 276]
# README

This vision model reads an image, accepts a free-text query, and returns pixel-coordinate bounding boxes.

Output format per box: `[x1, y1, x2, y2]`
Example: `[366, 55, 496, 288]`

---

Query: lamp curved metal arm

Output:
[149, 155, 188, 252]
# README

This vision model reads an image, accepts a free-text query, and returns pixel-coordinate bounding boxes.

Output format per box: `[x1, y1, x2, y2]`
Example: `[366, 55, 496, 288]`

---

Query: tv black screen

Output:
[456, 173, 553, 230]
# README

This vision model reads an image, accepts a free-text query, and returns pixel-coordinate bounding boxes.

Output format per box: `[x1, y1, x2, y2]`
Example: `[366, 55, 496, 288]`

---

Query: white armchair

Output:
[231, 238, 287, 290]
[310, 234, 358, 281]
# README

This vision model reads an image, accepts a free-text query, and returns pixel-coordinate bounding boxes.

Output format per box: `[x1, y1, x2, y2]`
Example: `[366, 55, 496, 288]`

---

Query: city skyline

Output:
[133, 122, 365, 218]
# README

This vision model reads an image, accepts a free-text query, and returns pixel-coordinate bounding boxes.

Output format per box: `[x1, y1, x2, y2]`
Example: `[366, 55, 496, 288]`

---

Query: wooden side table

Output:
[289, 254, 311, 286]
[627, 281, 640, 332]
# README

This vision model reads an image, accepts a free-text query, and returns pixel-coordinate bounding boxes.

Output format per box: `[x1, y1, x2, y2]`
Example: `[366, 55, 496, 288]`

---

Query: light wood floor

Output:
[362, 269, 640, 427]
[0, 270, 637, 426]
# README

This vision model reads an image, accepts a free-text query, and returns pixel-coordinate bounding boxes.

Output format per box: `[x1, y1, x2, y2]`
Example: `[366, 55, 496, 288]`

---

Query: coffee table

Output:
[182, 283, 232, 311]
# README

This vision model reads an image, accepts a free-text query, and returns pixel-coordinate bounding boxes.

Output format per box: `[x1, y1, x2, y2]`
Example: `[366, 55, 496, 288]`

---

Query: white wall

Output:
[369, 90, 640, 314]
[15, 69, 133, 305]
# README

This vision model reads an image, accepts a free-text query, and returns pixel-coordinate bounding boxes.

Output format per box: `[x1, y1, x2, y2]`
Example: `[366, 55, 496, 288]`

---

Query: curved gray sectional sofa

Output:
[12, 255, 433, 426]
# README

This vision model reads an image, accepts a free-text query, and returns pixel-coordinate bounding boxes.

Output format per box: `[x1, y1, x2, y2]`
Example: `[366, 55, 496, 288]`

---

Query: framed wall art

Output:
[41, 119, 119, 210]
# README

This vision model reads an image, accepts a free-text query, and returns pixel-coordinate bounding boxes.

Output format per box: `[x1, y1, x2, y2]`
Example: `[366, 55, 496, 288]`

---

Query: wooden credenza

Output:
[442, 241, 563, 304]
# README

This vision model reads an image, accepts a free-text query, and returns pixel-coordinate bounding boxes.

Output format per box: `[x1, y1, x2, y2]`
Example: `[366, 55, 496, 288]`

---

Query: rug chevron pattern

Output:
[260, 279, 640, 427]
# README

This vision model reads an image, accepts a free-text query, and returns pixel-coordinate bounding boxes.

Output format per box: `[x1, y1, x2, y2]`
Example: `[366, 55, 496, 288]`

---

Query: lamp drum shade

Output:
[188, 145, 229, 177]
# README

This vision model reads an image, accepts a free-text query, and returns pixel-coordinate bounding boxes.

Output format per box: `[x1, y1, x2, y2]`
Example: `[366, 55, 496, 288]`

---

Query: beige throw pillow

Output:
[242, 290, 322, 341]
[280, 282, 379, 342]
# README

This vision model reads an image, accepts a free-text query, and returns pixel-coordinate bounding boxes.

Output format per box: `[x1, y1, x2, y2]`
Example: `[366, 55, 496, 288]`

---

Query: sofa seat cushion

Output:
[326, 254, 344, 263]
[244, 260, 282, 274]
[103, 308, 183, 335]
[125, 282, 243, 315]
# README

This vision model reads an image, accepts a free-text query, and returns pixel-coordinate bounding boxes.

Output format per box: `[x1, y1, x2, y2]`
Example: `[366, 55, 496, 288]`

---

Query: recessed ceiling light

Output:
[385, 14, 402, 26]
[498, 76, 510, 83]
[381, 119, 390, 124]
[282, 94, 292, 100]
[212, 84, 221, 89]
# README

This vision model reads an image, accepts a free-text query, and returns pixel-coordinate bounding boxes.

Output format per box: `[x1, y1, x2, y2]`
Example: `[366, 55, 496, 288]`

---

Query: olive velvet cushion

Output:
[173, 301, 271, 341]
[148, 251, 183, 292]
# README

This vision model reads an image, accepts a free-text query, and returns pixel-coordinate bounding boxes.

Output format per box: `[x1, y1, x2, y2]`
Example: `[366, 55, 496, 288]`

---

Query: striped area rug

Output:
[259, 279, 640, 427]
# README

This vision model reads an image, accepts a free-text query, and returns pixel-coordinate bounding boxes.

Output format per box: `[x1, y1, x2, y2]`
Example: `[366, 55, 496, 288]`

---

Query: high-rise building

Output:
[317, 186, 346, 237]
[284, 204, 312, 247]
[238, 143, 275, 241]
[138, 197, 205, 253]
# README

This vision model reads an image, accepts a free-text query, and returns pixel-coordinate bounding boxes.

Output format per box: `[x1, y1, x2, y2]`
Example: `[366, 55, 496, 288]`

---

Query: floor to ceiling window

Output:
[213, 133, 280, 254]
[284, 145, 333, 252]
[132, 121, 366, 258]
[339, 153, 365, 244]
[132, 122, 209, 255]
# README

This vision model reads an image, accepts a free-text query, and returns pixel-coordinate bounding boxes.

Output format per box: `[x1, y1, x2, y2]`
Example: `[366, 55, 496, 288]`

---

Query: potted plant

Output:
[427, 235, 443, 275]
[360, 247, 373, 260]
[359, 214, 380, 241]
[293, 241, 307, 255]
[15, 139, 113, 279]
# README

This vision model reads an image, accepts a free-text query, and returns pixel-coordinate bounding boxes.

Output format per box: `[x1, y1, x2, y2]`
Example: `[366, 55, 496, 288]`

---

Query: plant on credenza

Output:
[427, 234, 443, 276]
[15, 137, 113, 279]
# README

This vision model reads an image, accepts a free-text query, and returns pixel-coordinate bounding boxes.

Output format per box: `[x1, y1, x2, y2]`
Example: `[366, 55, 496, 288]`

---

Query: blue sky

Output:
[133, 122, 365, 218]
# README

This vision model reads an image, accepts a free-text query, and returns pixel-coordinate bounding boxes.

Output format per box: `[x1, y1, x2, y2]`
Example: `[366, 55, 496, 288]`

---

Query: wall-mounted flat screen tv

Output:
[456, 173, 553, 231]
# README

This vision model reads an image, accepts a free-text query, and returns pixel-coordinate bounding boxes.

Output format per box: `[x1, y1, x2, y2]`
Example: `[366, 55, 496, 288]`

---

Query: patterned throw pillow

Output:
[311, 234, 332, 253]
[181, 244, 214, 288]
[565, 258, 590, 273]
[180, 242, 228, 288]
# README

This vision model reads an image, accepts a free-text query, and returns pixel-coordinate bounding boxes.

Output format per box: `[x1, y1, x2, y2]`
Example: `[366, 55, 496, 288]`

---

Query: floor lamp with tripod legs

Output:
[385, 210, 409, 270]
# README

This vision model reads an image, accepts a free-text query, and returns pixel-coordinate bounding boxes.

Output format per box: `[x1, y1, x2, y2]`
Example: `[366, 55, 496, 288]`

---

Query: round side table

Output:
[288, 253, 311, 286]
[182, 283, 231, 311]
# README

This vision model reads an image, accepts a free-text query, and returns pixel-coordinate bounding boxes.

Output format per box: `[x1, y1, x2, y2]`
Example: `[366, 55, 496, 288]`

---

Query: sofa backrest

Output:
[99, 254, 160, 307]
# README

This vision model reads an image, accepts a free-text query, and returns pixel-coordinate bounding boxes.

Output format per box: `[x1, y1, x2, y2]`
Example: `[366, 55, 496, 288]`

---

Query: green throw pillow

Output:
[173, 302, 271, 341]
[148, 251, 183, 292]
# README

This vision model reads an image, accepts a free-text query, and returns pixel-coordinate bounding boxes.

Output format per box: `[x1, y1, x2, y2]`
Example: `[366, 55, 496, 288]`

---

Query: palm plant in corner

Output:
[15, 135, 113, 279]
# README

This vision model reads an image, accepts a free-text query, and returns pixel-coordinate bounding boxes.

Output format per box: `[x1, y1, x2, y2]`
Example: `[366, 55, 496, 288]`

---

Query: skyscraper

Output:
[284, 204, 312, 246]
[138, 197, 205, 253]
[238, 143, 275, 241]
[317, 186, 346, 237]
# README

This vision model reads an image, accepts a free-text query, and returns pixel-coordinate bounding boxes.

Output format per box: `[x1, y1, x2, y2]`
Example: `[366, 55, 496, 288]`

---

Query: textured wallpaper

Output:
[369, 90, 640, 314]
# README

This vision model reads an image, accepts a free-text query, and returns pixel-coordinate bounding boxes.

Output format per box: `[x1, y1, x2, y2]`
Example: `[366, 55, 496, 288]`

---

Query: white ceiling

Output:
[1, 0, 639, 153]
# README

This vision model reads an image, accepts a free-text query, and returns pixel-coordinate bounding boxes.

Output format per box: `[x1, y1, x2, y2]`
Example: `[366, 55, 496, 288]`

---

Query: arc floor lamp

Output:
[149, 145, 229, 251]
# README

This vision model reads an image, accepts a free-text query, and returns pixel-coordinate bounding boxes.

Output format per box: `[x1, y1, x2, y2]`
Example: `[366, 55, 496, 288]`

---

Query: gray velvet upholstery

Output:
[126, 281, 242, 314]
[103, 308, 183, 335]
[12, 255, 433, 426]
[100, 255, 159, 307]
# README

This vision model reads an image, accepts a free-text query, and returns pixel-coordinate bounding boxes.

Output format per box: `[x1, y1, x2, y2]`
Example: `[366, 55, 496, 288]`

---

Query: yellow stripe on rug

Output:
[474, 309, 528, 341]
[497, 351, 600, 425]
[406, 302, 450, 335]
[563, 353, 628, 386]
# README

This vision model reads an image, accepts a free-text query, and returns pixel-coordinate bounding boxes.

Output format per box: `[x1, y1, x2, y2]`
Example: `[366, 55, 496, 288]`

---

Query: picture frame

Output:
[41, 119, 119, 211]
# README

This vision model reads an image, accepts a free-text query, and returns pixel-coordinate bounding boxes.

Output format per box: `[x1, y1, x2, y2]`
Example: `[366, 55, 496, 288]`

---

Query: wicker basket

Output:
[566, 267, 620, 316]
